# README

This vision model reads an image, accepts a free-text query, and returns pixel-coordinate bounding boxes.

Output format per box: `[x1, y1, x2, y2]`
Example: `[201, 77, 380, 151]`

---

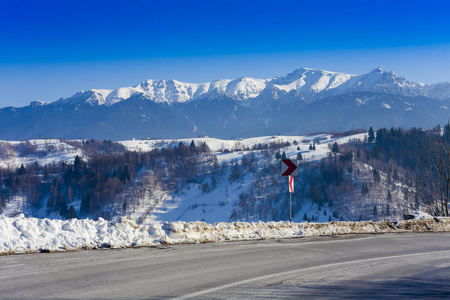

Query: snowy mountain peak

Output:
[52, 68, 450, 107]
[30, 100, 47, 107]
[372, 67, 383, 73]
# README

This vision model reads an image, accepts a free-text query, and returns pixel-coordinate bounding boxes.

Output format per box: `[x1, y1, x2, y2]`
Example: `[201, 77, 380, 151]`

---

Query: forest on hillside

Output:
[0, 125, 448, 222]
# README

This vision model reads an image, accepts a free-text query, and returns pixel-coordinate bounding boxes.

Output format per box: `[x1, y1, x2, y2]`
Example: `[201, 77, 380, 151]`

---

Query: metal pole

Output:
[289, 192, 292, 222]
[289, 175, 292, 222]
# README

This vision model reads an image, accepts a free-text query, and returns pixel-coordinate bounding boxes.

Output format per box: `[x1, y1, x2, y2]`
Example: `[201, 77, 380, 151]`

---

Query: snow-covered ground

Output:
[119, 133, 365, 163]
[0, 133, 362, 170]
[119, 133, 366, 223]
[0, 133, 367, 223]
[0, 139, 82, 169]
[0, 213, 447, 255]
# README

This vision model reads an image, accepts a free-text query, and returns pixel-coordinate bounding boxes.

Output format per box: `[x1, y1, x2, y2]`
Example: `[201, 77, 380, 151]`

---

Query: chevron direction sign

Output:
[289, 175, 294, 193]
[281, 159, 298, 176]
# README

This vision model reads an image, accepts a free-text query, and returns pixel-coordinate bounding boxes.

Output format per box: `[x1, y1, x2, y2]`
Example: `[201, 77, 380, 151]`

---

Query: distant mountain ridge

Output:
[1, 67, 450, 140]
[40, 67, 450, 107]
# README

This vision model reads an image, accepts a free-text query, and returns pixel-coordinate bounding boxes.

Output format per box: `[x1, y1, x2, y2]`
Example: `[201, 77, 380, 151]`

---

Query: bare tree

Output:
[415, 129, 450, 216]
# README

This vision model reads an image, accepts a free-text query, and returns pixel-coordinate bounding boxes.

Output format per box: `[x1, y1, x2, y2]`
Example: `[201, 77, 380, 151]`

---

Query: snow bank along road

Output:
[1, 214, 449, 255]
[1, 233, 449, 299]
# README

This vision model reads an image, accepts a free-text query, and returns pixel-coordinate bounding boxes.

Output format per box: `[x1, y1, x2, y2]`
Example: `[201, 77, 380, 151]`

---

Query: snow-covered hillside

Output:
[0, 139, 83, 169]
[118, 133, 367, 224]
[119, 133, 365, 159]
[0, 131, 431, 226]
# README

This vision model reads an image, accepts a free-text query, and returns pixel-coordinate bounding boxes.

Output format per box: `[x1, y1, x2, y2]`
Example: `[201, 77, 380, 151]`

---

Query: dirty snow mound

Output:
[1, 215, 449, 254]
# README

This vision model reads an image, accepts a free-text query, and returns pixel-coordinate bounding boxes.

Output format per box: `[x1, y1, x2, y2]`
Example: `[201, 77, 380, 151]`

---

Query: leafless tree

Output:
[415, 130, 450, 216]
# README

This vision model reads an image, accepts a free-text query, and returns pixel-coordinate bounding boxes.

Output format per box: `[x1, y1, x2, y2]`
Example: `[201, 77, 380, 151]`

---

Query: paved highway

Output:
[1, 233, 449, 299]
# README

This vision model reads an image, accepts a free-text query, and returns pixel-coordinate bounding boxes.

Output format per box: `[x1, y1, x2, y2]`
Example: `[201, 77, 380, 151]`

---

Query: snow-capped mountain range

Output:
[46, 67, 450, 107]
[2, 67, 450, 140]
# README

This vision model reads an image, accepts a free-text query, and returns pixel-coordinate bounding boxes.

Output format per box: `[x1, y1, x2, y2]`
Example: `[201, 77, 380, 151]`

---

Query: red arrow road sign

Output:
[289, 175, 294, 193]
[281, 159, 298, 176]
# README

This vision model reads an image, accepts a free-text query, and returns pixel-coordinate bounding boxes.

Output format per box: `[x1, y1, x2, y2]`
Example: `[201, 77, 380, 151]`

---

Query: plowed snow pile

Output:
[1, 214, 449, 254]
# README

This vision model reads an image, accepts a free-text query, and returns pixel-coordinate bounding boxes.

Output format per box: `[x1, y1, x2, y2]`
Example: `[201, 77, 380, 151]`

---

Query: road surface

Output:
[1, 233, 449, 299]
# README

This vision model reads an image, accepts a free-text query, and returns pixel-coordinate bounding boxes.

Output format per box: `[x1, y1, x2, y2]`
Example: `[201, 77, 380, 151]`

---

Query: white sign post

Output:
[281, 159, 297, 222]
[289, 175, 294, 221]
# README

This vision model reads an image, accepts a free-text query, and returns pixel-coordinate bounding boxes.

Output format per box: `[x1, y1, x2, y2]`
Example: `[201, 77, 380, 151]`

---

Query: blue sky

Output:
[1, 0, 450, 107]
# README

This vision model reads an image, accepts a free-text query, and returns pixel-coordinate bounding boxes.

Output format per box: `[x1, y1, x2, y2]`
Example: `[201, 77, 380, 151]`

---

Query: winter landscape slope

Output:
[0, 132, 418, 226]
[1, 68, 450, 140]
[1, 131, 447, 255]
[0, 133, 364, 223]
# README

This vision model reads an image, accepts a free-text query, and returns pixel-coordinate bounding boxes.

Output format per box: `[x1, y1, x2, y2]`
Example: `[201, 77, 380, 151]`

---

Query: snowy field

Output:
[0, 139, 82, 169]
[119, 133, 366, 163]
[0, 133, 364, 169]
[1, 213, 448, 255]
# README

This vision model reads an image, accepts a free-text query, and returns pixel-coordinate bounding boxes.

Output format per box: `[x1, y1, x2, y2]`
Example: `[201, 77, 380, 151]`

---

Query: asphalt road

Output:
[1, 233, 450, 299]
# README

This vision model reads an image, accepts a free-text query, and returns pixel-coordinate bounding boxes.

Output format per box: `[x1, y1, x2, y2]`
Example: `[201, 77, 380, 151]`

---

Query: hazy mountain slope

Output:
[1, 93, 449, 140]
[178, 95, 269, 138]
[0, 94, 197, 140]
[294, 92, 449, 132]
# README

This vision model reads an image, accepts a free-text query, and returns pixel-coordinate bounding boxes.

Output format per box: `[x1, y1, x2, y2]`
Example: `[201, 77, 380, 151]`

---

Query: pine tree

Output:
[373, 169, 381, 182]
[445, 122, 450, 137]
[67, 205, 77, 219]
[0, 195, 5, 209]
[56, 193, 68, 218]
[281, 151, 286, 160]
[47, 196, 53, 209]
[81, 194, 92, 215]
[189, 140, 196, 152]
[375, 128, 386, 144]
[368, 126, 375, 143]
[18, 164, 26, 175]
[332, 142, 339, 155]
[275, 151, 281, 160]
[74, 155, 82, 170]
[297, 152, 303, 161]
[312, 144, 316, 150]
[309, 144, 313, 150]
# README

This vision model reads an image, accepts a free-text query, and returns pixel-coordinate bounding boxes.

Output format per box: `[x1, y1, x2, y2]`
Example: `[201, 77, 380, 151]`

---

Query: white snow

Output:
[0, 214, 448, 255]
[118, 133, 367, 223]
[0, 139, 83, 169]
[119, 133, 366, 162]
[381, 102, 391, 109]
[56, 67, 450, 107]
